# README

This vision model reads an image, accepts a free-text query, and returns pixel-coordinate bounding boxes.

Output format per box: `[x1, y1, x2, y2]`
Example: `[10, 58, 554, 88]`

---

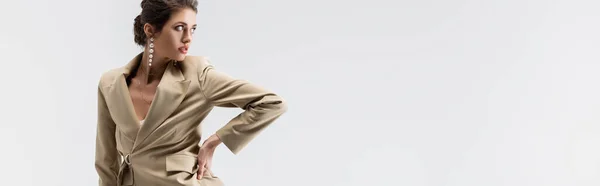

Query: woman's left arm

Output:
[197, 59, 288, 154]
[195, 58, 287, 179]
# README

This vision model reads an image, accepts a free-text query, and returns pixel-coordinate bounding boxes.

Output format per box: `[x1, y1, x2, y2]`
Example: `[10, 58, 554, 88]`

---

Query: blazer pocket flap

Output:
[166, 154, 197, 174]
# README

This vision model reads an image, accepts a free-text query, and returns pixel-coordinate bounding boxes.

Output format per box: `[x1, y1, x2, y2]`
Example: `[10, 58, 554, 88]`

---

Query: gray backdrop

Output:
[1, 0, 599, 185]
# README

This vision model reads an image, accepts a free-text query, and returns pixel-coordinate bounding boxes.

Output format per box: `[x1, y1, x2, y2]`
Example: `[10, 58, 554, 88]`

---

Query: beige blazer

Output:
[95, 53, 287, 186]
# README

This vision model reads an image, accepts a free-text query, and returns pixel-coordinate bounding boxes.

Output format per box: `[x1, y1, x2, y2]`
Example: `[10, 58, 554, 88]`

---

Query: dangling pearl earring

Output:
[148, 37, 154, 68]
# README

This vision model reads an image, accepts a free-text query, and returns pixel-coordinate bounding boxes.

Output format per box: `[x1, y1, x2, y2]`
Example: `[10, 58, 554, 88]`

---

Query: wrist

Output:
[203, 134, 222, 149]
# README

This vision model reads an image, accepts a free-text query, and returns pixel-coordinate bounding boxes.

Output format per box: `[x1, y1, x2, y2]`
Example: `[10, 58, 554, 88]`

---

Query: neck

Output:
[137, 49, 170, 85]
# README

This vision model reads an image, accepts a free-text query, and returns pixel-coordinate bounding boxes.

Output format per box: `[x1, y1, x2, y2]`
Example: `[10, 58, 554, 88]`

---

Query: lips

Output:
[178, 46, 188, 54]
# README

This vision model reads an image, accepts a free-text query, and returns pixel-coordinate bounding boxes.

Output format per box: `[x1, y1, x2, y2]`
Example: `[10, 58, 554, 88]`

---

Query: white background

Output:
[1, 0, 599, 185]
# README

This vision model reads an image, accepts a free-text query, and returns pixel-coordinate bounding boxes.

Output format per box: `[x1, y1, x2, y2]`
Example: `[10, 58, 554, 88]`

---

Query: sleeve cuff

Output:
[215, 128, 243, 155]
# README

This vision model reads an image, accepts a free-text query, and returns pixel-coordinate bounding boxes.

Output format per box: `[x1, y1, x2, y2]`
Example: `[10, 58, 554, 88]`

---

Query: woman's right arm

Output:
[94, 82, 121, 186]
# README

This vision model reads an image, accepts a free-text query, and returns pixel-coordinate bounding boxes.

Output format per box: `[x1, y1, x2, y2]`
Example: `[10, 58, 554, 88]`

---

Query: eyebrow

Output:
[174, 22, 197, 27]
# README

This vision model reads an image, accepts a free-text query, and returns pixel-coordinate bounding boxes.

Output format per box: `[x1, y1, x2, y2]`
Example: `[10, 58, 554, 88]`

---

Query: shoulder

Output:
[97, 67, 122, 89]
[183, 55, 214, 71]
[182, 55, 217, 80]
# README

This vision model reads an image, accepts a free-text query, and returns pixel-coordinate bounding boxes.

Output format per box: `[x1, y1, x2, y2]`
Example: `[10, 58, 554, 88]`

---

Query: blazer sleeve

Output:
[198, 59, 288, 154]
[94, 82, 121, 186]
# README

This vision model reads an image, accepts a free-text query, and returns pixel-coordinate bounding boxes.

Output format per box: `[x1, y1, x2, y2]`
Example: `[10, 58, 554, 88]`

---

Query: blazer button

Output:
[124, 154, 131, 165]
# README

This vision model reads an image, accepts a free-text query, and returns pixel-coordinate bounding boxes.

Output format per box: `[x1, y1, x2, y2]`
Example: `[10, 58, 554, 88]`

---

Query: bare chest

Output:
[128, 78, 160, 121]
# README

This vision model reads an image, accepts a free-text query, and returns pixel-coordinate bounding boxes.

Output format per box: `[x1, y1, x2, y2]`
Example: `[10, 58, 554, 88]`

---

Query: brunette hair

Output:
[133, 0, 198, 46]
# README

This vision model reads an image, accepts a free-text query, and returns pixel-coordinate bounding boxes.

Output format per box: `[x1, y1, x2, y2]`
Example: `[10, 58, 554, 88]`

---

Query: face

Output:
[146, 8, 197, 62]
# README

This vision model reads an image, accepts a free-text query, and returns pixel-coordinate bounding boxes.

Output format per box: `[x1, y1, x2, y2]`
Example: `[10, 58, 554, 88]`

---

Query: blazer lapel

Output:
[133, 61, 191, 149]
[105, 53, 144, 141]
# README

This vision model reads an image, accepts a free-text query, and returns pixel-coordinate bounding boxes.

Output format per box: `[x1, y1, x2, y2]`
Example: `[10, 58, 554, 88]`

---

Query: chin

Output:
[174, 54, 186, 61]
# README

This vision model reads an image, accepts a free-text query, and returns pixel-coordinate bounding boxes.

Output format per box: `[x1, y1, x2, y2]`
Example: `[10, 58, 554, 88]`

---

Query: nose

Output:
[182, 29, 192, 44]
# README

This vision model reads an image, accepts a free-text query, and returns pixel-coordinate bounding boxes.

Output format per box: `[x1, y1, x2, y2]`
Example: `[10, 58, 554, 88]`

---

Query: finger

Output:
[204, 163, 213, 177]
[198, 168, 205, 180]
[197, 161, 205, 180]
[197, 166, 205, 179]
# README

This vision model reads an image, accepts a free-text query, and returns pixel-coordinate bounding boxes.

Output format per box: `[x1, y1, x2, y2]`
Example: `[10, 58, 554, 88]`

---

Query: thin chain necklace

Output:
[135, 65, 153, 105]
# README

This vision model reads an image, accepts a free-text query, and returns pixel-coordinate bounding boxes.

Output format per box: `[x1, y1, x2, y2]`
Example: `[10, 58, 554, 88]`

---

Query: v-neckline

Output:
[128, 80, 154, 124]
[110, 52, 192, 150]
[124, 57, 163, 126]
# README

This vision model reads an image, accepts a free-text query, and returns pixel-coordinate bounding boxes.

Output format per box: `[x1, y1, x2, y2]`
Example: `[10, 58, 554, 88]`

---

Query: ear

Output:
[143, 23, 155, 38]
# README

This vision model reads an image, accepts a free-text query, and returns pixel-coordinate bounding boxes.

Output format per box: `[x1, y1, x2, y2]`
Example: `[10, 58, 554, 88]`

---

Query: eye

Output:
[175, 25, 184, 31]
[191, 27, 196, 34]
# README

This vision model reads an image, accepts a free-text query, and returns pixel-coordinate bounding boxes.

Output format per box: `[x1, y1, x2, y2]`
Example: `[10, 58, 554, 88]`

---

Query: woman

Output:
[94, 0, 287, 185]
